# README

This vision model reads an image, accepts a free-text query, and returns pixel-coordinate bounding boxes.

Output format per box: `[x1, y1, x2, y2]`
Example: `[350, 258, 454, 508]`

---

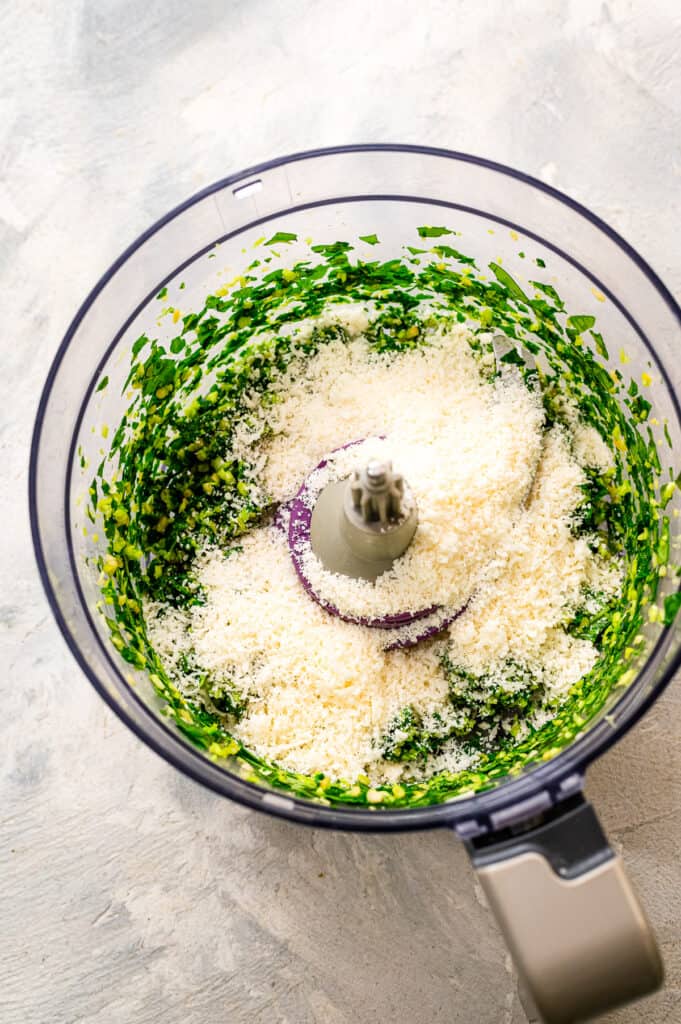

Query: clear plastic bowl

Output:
[30, 145, 681, 833]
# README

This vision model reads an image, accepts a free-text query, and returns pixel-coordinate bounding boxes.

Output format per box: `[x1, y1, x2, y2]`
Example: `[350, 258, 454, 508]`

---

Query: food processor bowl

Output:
[30, 146, 681, 1024]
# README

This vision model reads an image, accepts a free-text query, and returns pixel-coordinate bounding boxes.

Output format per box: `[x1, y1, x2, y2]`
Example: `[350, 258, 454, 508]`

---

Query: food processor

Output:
[30, 145, 681, 1023]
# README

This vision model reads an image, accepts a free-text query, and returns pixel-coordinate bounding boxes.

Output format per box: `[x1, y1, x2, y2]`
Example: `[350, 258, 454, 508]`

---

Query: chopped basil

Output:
[265, 231, 298, 245]
[417, 225, 452, 238]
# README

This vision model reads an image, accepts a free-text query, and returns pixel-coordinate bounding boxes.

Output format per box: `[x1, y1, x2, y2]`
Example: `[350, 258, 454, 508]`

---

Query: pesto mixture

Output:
[85, 227, 680, 808]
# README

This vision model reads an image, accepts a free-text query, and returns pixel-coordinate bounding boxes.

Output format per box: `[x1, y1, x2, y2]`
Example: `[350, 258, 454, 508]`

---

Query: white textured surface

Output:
[3, 2, 681, 1022]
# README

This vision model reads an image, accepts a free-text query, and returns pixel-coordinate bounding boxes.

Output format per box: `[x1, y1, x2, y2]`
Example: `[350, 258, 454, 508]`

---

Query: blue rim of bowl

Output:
[29, 144, 681, 833]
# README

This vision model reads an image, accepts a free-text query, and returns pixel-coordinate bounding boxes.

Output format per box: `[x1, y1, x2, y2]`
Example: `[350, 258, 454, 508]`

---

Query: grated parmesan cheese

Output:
[146, 316, 622, 782]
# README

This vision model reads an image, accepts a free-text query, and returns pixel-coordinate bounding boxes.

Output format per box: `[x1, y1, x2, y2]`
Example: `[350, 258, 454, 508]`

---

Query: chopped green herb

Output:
[432, 244, 476, 266]
[265, 231, 298, 245]
[664, 592, 681, 625]
[417, 226, 452, 238]
[567, 314, 596, 337]
[590, 331, 609, 360]
[489, 263, 530, 304]
[664, 421, 673, 449]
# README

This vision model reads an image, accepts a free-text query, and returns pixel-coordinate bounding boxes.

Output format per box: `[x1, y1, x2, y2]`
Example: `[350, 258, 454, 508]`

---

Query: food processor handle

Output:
[466, 795, 663, 1024]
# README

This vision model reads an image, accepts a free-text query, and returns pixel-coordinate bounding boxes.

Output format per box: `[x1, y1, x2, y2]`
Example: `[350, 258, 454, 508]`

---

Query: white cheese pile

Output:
[149, 527, 468, 782]
[244, 325, 545, 619]
[146, 314, 621, 782]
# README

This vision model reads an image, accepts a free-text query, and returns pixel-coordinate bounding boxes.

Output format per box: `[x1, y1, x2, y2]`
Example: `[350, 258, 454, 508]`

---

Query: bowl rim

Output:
[29, 143, 681, 832]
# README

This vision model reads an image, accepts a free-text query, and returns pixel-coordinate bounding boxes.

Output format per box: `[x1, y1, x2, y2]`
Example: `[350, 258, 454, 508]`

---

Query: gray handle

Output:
[468, 799, 663, 1024]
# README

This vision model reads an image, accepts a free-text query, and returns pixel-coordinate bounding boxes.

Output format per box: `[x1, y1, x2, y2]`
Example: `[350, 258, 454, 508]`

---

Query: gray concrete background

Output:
[2, 1, 681, 1021]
